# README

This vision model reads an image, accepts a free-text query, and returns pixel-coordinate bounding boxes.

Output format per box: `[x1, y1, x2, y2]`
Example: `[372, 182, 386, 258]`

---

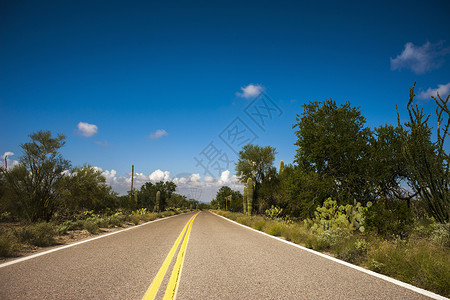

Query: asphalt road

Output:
[0, 211, 442, 299]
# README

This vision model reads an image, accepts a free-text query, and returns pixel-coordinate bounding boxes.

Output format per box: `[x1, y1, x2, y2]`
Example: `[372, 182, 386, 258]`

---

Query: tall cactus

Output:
[279, 160, 284, 174]
[129, 164, 134, 205]
[155, 190, 160, 212]
[243, 186, 247, 214]
[247, 178, 253, 216]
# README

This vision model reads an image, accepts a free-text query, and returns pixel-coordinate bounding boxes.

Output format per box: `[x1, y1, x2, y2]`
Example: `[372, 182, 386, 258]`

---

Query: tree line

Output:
[0, 131, 201, 223]
[216, 84, 449, 236]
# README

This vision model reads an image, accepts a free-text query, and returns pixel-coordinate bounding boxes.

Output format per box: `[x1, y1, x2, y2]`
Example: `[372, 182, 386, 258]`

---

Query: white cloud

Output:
[150, 129, 168, 139]
[77, 122, 98, 137]
[1, 152, 19, 169]
[2, 152, 14, 160]
[236, 84, 264, 98]
[390, 41, 450, 74]
[91, 167, 244, 203]
[204, 176, 216, 183]
[149, 169, 171, 182]
[94, 140, 109, 146]
[417, 83, 450, 100]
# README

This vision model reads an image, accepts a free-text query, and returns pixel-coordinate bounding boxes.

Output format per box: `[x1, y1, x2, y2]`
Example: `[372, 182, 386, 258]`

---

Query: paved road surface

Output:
[0, 211, 442, 299]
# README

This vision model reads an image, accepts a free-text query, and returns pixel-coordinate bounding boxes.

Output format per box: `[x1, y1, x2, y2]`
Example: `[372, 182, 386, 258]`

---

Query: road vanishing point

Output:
[0, 211, 446, 299]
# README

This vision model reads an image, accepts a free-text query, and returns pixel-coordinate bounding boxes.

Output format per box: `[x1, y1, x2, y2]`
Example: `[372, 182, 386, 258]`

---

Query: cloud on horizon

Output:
[417, 83, 450, 100]
[149, 129, 168, 139]
[390, 41, 450, 74]
[77, 122, 98, 137]
[94, 167, 243, 203]
[236, 84, 264, 98]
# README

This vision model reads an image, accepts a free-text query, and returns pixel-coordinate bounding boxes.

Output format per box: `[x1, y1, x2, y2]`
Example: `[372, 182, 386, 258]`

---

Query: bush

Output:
[0, 228, 19, 257]
[264, 221, 284, 236]
[17, 222, 57, 247]
[83, 219, 100, 234]
[367, 239, 450, 297]
[364, 201, 414, 238]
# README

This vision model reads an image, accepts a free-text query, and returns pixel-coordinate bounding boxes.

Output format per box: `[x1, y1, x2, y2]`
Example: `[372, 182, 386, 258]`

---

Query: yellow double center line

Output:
[142, 212, 200, 300]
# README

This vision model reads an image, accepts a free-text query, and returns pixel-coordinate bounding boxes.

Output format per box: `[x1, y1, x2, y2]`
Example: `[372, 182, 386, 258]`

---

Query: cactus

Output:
[279, 160, 284, 174]
[155, 190, 160, 212]
[247, 178, 253, 216]
[133, 189, 138, 208]
[243, 186, 247, 214]
[129, 164, 134, 205]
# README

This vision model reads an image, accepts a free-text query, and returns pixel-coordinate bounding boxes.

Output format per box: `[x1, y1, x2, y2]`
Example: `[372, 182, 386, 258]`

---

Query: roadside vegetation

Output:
[0, 130, 205, 258]
[211, 84, 449, 297]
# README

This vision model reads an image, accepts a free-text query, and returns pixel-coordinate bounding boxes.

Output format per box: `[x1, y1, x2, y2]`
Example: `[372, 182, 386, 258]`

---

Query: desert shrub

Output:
[130, 214, 141, 225]
[17, 222, 57, 246]
[264, 221, 284, 236]
[430, 222, 450, 247]
[364, 201, 414, 238]
[0, 227, 19, 257]
[83, 219, 100, 234]
[252, 219, 266, 231]
[282, 223, 311, 244]
[367, 239, 450, 297]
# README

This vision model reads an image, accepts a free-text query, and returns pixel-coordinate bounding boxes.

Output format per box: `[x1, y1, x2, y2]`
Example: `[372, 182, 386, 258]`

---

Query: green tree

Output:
[214, 186, 243, 212]
[1, 130, 70, 222]
[235, 144, 276, 212]
[293, 100, 372, 205]
[137, 181, 177, 211]
[57, 165, 117, 214]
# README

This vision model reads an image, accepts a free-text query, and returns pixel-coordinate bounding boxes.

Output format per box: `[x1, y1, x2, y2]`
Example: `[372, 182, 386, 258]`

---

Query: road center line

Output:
[142, 212, 199, 300]
[163, 212, 199, 300]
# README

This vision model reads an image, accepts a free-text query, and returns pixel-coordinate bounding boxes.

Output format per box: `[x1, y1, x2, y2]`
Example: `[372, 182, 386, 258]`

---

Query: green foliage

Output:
[17, 222, 58, 246]
[57, 165, 117, 214]
[397, 83, 450, 223]
[0, 227, 19, 257]
[236, 144, 277, 185]
[247, 178, 253, 216]
[293, 100, 373, 206]
[214, 186, 243, 212]
[367, 239, 450, 297]
[1, 130, 70, 222]
[138, 181, 176, 211]
[279, 160, 284, 174]
[364, 200, 414, 238]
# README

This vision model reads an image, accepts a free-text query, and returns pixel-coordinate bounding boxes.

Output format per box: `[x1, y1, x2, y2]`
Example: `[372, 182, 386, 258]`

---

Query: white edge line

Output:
[212, 212, 448, 300]
[0, 212, 192, 269]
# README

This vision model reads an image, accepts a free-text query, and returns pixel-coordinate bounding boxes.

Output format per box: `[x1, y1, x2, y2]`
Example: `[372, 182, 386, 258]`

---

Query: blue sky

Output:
[1, 0, 449, 202]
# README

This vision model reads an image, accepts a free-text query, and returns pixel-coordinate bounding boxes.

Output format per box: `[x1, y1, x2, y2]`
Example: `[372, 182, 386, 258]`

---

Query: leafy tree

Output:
[369, 124, 412, 204]
[213, 186, 243, 212]
[235, 144, 276, 211]
[397, 84, 450, 223]
[137, 181, 177, 211]
[1, 130, 70, 222]
[57, 165, 117, 214]
[293, 100, 372, 205]
[236, 144, 277, 185]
